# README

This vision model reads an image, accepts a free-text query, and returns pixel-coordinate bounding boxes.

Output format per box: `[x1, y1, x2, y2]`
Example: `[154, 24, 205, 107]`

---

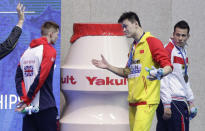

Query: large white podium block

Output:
[60, 23, 130, 131]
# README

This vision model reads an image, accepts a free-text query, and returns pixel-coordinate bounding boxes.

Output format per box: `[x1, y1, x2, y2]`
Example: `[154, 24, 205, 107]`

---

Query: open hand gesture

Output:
[16, 3, 25, 28]
[92, 54, 110, 69]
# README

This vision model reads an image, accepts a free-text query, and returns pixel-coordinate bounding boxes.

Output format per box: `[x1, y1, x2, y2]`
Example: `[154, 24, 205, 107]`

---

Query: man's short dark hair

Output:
[174, 20, 190, 34]
[118, 11, 141, 27]
[41, 21, 59, 36]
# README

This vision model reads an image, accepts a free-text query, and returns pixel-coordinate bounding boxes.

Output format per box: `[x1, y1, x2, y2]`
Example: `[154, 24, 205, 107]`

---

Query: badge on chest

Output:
[128, 59, 142, 78]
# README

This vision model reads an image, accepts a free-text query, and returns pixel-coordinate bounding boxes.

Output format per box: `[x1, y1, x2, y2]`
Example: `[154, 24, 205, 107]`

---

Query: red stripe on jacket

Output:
[32, 44, 56, 101]
[174, 56, 188, 64]
[20, 80, 31, 104]
[165, 42, 174, 60]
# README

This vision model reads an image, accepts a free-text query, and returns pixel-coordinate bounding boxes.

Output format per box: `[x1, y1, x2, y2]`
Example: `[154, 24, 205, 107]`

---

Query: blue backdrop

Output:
[0, 0, 61, 130]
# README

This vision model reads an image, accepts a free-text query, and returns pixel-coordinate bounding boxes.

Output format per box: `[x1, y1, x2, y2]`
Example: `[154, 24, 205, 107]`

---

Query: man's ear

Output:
[134, 21, 139, 28]
[172, 32, 175, 37]
[187, 33, 190, 39]
[49, 32, 53, 38]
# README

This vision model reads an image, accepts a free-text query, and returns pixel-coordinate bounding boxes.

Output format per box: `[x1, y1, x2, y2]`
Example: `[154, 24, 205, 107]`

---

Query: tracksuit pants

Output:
[156, 100, 189, 131]
[23, 107, 59, 131]
[129, 104, 158, 131]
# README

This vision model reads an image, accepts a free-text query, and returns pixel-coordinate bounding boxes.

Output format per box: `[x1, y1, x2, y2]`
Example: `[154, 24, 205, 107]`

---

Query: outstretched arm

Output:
[92, 54, 127, 77]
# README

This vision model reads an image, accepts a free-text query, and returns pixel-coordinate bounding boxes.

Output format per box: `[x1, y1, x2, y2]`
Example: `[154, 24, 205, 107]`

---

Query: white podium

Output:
[60, 23, 130, 131]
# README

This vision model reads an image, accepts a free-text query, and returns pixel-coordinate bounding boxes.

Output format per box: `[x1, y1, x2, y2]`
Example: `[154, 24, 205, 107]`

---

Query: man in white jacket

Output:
[156, 20, 197, 131]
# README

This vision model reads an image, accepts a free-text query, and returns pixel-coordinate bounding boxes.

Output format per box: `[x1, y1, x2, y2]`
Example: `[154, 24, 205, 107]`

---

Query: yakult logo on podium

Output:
[86, 76, 127, 85]
[61, 75, 127, 86]
[61, 75, 77, 85]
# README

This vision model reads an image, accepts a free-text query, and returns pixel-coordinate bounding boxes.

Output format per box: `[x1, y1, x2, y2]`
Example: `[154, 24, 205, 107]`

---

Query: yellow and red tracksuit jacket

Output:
[128, 32, 172, 105]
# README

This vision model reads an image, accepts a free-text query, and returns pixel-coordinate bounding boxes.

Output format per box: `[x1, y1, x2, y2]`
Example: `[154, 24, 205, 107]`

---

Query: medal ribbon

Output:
[127, 32, 145, 68]
[172, 40, 188, 75]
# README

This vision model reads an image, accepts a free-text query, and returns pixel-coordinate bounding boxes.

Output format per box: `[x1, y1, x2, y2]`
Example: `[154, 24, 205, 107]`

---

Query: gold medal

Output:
[184, 74, 188, 83]
[132, 58, 140, 64]
[124, 67, 131, 76]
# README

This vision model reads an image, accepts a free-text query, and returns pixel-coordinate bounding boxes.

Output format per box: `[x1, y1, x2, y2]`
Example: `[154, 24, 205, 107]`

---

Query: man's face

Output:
[50, 29, 59, 44]
[173, 27, 189, 47]
[122, 19, 137, 38]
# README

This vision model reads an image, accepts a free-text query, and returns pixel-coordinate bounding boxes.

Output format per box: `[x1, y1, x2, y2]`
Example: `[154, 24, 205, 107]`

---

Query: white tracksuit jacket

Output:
[161, 39, 194, 108]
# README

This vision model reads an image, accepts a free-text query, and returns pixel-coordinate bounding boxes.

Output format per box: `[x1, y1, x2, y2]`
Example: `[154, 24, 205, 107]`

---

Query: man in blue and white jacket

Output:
[15, 21, 59, 131]
[156, 20, 197, 131]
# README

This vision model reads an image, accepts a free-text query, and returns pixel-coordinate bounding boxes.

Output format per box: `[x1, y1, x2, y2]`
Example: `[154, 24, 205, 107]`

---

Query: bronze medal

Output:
[184, 74, 188, 83]
[182, 64, 185, 69]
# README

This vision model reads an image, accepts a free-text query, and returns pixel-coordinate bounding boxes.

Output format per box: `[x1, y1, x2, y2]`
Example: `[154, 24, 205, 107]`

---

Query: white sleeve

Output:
[186, 81, 194, 102]
[160, 75, 172, 108]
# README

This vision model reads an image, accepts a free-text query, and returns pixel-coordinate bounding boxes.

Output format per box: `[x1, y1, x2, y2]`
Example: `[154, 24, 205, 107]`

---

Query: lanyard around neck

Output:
[172, 40, 188, 75]
[127, 32, 145, 68]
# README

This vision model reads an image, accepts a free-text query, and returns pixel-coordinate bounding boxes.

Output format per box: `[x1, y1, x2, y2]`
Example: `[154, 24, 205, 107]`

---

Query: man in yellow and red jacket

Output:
[92, 11, 173, 131]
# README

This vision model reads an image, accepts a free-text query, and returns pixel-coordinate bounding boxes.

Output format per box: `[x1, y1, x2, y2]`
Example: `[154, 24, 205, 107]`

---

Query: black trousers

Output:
[23, 107, 59, 131]
[156, 100, 189, 131]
